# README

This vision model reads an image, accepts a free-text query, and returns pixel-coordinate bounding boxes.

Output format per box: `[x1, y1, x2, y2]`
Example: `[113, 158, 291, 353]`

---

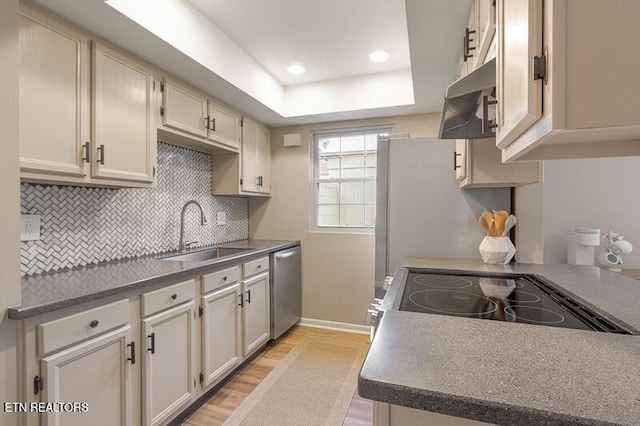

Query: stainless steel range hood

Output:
[438, 58, 496, 139]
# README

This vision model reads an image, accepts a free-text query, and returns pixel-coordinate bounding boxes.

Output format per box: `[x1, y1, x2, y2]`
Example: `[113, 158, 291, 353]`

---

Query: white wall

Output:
[249, 113, 442, 325]
[0, 0, 22, 424]
[517, 156, 640, 268]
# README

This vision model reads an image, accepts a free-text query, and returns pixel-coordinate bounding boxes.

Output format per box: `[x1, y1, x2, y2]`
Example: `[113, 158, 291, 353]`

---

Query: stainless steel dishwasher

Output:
[270, 246, 301, 339]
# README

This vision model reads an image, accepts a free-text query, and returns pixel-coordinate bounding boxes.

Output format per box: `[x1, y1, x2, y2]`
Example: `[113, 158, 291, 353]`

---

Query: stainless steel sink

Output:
[158, 247, 251, 262]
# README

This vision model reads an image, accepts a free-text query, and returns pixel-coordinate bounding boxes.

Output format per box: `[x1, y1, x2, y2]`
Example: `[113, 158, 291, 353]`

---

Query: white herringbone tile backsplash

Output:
[20, 142, 249, 276]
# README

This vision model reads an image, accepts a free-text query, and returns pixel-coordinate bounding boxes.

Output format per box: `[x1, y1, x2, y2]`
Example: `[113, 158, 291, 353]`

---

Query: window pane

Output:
[341, 156, 364, 178]
[318, 205, 339, 227]
[365, 134, 378, 151]
[365, 181, 376, 204]
[318, 157, 340, 179]
[340, 182, 364, 204]
[318, 137, 340, 154]
[340, 205, 365, 227]
[318, 183, 339, 204]
[365, 153, 377, 178]
[341, 135, 365, 153]
[365, 205, 376, 227]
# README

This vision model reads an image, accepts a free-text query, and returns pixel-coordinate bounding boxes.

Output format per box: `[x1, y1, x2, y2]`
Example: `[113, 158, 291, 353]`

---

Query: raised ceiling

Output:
[31, 0, 471, 127]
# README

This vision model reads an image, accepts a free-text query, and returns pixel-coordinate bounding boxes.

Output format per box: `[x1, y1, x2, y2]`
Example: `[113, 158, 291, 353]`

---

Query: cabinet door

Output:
[208, 102, 241, 150]
[243, 272, 270, 356]
[474, 0, 496, 68]
[454, 140, 467, 181]
[41, 326, 133, 426]
[241, 118, 258, 193]
[495, 0, 543, 149]
[92, 43, 156, 183]
[18, 8, 89, 178]
[162, 78, 208, 138]
[201, 283, 242, 388]
[142, 302, 196, 426]
[255, 124, 271, 194]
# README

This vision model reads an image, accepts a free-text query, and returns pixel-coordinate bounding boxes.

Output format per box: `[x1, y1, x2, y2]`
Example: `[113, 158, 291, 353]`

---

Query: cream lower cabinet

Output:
[41, 326, 133, 426]
[242, 257, 270, 356]
[142, 302, 196, 426]
[455, 139, 539, 188]
[140, 280, 196, 426]
[374, 402, 494, 426]
[496, 0, 640, 162]
[201, 282, 242, 388]
[32, 299, 134, 426]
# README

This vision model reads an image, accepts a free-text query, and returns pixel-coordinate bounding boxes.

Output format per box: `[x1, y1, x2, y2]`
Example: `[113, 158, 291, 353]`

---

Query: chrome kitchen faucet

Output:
[179, 200, 207, 251]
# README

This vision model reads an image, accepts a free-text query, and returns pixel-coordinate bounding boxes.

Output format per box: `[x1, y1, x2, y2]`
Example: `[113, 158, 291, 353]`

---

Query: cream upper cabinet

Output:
[92, 42, 157, 184]
[157, 75, 241, 154]
[210, 117, 272, 196]
[495, 0, 543, 152]
[255, 123, 271, 194]
[496, 0, 640, 162]
[241, 118, 259, 193]
[455, 139, 539, 188]
[474, 0, 496, 68]
[207, 102, 242, 150]
[161, 77, 208, 139]
[18, 7, 90, 179]
[142, 301, 196, 426]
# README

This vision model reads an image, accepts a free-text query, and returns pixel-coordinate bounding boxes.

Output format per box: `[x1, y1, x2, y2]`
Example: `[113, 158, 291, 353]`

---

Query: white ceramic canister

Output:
[479, 236, 516, 265]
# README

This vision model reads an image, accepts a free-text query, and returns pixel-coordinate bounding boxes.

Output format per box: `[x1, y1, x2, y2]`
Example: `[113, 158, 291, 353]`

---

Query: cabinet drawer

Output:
[37, 299, 129, 356]
[243, 256, 269, 278]
[141, 279, 196, 317]
[202, 265, 241, 294]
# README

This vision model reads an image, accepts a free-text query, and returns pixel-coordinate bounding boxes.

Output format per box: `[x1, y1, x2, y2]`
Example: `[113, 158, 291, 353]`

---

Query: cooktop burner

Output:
[399, 272, 630, 333]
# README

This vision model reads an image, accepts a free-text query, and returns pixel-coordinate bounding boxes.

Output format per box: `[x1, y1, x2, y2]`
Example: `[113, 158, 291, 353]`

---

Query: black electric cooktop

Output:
[399, 272, 630, 333]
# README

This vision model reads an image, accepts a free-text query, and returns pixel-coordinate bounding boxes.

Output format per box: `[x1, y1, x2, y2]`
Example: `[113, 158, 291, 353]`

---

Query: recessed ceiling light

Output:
[287, 64, 306, 75]
[369, 50, 390, 63]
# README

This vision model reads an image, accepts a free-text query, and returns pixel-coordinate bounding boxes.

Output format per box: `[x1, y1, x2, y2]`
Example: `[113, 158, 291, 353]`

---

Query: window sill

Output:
[309, 228, 375, 236]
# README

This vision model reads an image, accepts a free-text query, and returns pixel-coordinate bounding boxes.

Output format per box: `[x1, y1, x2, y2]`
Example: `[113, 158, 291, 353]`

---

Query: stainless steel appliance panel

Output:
[270, 246, 302, 339]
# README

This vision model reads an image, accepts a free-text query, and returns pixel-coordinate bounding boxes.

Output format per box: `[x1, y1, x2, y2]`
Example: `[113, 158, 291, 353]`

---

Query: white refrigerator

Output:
[374, 137, 511, 297]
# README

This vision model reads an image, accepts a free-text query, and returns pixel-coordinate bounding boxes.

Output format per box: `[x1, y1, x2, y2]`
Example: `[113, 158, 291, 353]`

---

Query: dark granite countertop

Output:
[10, 239, 299, 319]
[359, 258, 640, 426]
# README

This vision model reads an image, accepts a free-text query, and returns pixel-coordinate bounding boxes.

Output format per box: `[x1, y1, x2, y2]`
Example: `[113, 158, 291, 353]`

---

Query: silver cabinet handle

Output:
[97, 144, 105, 165]
[482, 95, 498, 135]
[82, 142, 90, 162]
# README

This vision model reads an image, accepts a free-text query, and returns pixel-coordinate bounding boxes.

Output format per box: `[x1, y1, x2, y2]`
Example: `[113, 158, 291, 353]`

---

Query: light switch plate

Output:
[21, 214, 41, 241]
[216, 212, 227, 226]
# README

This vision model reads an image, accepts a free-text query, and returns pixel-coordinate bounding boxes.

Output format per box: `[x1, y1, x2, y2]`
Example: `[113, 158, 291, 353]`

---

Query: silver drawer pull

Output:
[171, 294, 177, 300]
[223, 276, 227, 281]
[90, 320, 99, 328]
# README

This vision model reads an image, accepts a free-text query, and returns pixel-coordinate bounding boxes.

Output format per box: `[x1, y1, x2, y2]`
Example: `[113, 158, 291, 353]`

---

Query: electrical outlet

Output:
[21, 214, 41, 241]
[216, 212, 227, 226]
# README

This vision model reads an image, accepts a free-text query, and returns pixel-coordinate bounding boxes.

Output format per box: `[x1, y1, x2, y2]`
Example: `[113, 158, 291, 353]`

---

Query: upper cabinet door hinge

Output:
[33, 375, 43, 395]
[533, 47, 548, 84]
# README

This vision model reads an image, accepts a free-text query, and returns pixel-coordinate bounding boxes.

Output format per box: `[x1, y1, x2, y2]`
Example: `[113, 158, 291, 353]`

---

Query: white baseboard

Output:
[298, 317, 370, 335]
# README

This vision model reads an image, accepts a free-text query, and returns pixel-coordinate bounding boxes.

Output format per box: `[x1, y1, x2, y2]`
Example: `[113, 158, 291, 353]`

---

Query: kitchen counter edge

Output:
[9, 239, 300, 319]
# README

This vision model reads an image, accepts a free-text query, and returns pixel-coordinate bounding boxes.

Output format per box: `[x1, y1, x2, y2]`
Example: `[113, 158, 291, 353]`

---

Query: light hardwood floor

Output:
[183, 325, 373, 425]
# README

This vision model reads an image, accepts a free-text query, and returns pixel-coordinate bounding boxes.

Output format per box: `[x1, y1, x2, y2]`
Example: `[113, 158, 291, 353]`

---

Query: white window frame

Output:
[309, 125, 391, 234]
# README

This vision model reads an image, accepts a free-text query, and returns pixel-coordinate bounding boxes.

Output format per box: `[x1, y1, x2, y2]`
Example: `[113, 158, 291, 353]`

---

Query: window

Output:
[311, 127, 390, 231]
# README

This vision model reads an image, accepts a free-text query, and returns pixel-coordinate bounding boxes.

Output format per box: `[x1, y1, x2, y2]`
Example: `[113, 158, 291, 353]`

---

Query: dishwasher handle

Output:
[275, 247, 300, 260]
